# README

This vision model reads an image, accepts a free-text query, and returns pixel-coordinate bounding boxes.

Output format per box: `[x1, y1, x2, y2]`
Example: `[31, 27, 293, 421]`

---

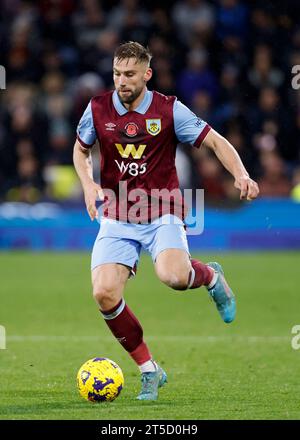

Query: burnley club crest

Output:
[146, 119, 161, 136]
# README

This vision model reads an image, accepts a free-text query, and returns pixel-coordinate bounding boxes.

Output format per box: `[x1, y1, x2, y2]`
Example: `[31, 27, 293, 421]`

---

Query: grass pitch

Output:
[0, 251, 299, 420]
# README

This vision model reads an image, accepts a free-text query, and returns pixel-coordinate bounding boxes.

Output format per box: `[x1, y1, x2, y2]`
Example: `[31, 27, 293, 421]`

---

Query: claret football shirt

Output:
[76, 90, 211, 222]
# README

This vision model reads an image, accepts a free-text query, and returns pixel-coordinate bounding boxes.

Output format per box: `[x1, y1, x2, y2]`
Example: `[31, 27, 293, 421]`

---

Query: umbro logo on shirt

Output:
[105, 122, 116, 131]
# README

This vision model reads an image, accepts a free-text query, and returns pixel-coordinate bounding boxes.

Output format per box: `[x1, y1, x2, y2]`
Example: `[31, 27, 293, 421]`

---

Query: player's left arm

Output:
[202, 128, 259, 201]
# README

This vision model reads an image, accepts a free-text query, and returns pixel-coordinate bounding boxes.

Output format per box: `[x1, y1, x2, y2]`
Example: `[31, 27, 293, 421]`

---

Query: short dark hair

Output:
[114, 41, 152, 65]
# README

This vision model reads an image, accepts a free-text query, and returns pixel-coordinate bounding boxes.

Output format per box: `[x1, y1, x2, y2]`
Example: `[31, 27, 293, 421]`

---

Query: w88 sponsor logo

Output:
[115, 143, 146, 159]
[114, 160, 147, 176]
[114, 143, 147, 176]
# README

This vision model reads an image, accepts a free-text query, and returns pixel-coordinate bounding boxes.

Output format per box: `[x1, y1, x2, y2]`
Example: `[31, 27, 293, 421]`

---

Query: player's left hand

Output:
[234, 175, 260, 201]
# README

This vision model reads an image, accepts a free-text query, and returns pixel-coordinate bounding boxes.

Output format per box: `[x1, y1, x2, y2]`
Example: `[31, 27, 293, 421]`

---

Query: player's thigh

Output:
[91, 235, 140, 277]
[150, 222, 191, 288]
[91, 236, 140, 303]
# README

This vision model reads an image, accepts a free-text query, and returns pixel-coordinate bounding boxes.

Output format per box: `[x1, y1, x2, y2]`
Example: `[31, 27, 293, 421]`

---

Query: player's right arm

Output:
[73, 141, 104, 221]
[73, 101, 104, 221]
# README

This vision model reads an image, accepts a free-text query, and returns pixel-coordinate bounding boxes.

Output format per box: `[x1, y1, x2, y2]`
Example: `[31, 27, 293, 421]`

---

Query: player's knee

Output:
[92, 282, 120, 309]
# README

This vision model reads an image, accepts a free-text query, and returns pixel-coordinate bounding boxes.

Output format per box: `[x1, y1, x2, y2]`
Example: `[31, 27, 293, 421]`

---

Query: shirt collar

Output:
[112, 89, 153, 115]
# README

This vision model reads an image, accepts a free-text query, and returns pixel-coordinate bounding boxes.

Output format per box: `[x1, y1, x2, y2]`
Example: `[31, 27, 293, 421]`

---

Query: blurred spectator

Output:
[219, 63, 240, 104]
[248, 44, 284, 91]
[109, 0, 151, 29]
[72, 0, 106, 52]
[45, 94, 73, 165]
[71, 72, 105, 123]
[250, 7, 276, 46]
[258, 150, 291, 197]
[225, 126, 255, 176]
[7, 152, 44, 203]
[216, 0, 248, 41]
[176, 47, 218, 106]
[172, 0, 215, 46]
[38, 0, 76, 46]
[191, 90, 214, 123]
[215, 0, 249, 72]
[151, 8, 175, 42]
[248, 87, 293, 161]
[6, 17, 41, 82]
[149, 36, 176, 95]
[94, 29, 119, 86]
[108, 0, 152, 45]
[194, 150, 227, 202]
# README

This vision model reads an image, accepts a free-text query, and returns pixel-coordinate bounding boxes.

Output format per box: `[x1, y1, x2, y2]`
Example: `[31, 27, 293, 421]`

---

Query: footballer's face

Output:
[113, 57, 152, 106]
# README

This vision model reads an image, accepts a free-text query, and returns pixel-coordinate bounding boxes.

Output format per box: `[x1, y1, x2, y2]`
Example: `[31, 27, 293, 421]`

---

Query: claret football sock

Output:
[188, 259, 215, 289]
[100, 299, 152, 366]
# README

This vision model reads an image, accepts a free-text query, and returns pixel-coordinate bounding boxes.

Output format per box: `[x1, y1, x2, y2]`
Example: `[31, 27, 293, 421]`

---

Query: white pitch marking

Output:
[6, 335, 290, 343]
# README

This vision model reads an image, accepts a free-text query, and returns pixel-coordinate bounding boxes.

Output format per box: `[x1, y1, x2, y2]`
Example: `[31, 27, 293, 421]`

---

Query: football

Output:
[77, 357, 124, 402]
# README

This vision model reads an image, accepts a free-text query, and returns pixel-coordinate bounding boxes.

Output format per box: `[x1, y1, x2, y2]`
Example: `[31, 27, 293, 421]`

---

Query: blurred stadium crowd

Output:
[1, 0, 300, 205]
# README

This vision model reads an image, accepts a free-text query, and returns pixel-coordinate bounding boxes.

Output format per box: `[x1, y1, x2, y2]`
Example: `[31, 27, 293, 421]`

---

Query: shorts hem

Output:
[152, 247, 190, 263]
[91, 261, 137, 277]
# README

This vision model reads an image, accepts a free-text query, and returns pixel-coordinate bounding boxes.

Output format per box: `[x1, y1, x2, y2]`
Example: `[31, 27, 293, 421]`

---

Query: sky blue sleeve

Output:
[173, 99, 211, 148]
[76, 101, 97, 148]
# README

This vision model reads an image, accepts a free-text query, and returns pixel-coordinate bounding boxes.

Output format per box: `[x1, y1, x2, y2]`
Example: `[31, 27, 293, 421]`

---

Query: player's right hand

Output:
[234, 175, 260, 201]
[83, 181, 104, 221]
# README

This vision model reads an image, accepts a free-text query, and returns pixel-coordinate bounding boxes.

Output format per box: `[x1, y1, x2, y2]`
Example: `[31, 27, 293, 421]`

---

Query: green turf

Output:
[0, 251, 299, 420]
